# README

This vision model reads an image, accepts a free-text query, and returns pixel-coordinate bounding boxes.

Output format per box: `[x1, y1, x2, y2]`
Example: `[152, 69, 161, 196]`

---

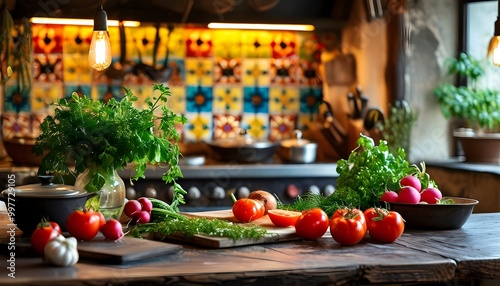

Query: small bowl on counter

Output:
[0, 176, 96, 236]
[2, 136, 43, 166]
[388, 197, 479, 230]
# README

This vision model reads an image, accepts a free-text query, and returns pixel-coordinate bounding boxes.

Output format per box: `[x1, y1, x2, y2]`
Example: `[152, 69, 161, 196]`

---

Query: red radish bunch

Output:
[380, 174, 442, 204]
[123, 197, 152, 224]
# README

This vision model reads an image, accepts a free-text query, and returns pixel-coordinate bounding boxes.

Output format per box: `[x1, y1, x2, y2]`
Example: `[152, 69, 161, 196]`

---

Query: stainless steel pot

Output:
[278, 130, 318, 163]
[0, 176, 95, 235]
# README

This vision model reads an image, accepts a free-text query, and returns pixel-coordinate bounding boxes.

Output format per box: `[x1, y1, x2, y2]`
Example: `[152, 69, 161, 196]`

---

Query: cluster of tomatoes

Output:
[232, 190, 405, 245]
[380, 175, 443, 204]
[30, 207, 128, 257]
[272, 207, 404, 245]
[32, 196, 156, 256]
[330, 207, 405, 245]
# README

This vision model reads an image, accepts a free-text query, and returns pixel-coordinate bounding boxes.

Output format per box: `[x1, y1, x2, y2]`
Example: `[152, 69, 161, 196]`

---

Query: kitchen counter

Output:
[1, 211, 500, 285]
[426, 160, 500, 213]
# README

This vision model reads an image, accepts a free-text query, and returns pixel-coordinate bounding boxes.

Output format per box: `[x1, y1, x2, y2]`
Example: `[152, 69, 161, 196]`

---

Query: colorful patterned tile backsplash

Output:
[3, 24, 329, 143]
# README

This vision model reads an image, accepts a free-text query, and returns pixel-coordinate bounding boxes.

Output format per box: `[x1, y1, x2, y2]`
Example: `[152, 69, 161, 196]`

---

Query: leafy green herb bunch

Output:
[282, 134, 434, 214]
[33, 83, 187, 194]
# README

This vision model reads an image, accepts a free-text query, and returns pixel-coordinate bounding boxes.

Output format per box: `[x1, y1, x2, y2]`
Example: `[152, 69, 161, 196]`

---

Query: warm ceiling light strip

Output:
[30, 17, 141, 27]
[208, 22, 315, 31]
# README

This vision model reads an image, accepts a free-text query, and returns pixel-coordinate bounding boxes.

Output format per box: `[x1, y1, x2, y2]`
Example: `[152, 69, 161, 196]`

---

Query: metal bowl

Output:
[0, 176, 95, 236]
[388, 197, 479, 230]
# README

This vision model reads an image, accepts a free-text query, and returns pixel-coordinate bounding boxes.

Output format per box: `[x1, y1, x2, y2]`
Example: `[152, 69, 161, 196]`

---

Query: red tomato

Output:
[294, 208, 329, 240]
[31, 220, 60, 255]
[66, 209, 101, 241]
[267, 209, 302, 227]
[364, 208, 405, 243]
[330, 208, 367, 246]
[97, 211, 106, 228]
[332, 208, 367, 230]
[232, 198, 265, 222]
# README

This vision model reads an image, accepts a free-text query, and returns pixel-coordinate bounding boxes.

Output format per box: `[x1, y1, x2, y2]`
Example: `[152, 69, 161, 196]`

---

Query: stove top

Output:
[118, 158, 338, 180]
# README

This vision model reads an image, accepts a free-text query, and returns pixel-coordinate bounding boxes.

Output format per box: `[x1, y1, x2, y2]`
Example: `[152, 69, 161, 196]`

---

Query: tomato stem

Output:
[230, 193, 237, 204]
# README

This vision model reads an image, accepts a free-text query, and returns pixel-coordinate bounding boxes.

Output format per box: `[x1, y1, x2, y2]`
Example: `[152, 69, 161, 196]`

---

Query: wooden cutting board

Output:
[161, 209, 302, 249]
[77, 236, 182, 264]
[0, 235, 181, 264]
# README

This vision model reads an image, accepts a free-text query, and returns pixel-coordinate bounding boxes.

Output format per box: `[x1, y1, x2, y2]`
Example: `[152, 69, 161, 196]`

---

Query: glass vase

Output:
[75, 168, 126, 220]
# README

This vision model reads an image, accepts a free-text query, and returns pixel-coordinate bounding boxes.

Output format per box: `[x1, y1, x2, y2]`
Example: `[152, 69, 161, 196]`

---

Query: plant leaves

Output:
[34, 84, 185, 196]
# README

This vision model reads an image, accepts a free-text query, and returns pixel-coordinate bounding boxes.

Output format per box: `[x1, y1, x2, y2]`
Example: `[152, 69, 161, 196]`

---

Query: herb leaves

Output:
[34, 84, 187, 193]
[282, 135, 417, 215]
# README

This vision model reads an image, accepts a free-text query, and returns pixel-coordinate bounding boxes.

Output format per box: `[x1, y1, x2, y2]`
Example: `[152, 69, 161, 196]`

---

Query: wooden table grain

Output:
[395, 213, 500, 280]
[1, 209, 500, 285]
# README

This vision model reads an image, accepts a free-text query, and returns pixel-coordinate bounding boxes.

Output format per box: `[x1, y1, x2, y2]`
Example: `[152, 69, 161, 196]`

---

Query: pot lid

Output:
[1, 176, 88, 198]
[281, 130, 317, 147]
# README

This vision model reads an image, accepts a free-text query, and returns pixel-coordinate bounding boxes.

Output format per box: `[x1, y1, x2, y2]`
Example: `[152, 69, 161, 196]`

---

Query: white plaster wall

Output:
[406, 0, 459, 163]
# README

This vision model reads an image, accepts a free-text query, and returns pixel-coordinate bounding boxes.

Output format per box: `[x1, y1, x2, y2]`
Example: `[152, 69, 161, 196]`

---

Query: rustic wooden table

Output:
[0, 210, 499, 285]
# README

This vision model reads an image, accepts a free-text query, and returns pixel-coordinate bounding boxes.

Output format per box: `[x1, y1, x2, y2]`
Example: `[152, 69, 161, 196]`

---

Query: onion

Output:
[247, 190, 277, 214]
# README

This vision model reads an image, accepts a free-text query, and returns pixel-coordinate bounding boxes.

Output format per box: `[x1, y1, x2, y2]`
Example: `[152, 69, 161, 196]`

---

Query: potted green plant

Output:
[433, 52, 500, 164]
[377, 100, 417, 160]
[33, 84, 187, 219]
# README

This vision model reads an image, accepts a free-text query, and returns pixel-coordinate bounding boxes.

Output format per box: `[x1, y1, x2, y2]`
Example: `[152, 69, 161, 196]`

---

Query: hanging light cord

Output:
[93, 1, 108, 31]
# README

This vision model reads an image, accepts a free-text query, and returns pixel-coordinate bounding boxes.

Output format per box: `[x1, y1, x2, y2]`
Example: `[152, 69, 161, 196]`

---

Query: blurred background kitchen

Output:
[0, 0, 499, 212]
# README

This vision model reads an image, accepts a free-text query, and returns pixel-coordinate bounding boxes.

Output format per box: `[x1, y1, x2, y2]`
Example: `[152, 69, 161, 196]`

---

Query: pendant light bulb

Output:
[488, 35, 500, 66]
[88, 5, 112, 71]
[488, 2, 500, 66]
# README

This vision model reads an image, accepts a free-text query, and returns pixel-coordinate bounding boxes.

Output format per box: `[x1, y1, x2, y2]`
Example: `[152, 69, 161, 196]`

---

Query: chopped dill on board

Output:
[129, 217, 268, 241]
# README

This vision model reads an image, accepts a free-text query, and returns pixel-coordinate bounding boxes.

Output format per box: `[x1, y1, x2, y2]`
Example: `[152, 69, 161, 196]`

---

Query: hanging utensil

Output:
[324, 49, 357, 86]
[156, 25, 174, 83]
[105, 22, 132, 80]
[131, 32, 156, 81]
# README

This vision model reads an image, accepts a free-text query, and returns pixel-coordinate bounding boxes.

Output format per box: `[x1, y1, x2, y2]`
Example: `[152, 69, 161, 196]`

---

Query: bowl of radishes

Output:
[380, 175, 479, 230]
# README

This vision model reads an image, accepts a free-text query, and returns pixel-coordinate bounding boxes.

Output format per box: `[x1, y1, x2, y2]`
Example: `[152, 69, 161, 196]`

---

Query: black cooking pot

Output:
[205, 138, 279, 163]
[0, 176, 96, 236]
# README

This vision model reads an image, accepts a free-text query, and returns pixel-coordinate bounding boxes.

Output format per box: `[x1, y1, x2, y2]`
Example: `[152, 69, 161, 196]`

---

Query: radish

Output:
[138, 197, 153, 213]
[380, 190, 399, 203]
[124, 200, 142, 218]
[132, 210, 151, 224]
[400, 175, 421, 192]
[100, 219, 124, 241]
[397, 186, 421, 204]
[420, 187, 442, 204]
